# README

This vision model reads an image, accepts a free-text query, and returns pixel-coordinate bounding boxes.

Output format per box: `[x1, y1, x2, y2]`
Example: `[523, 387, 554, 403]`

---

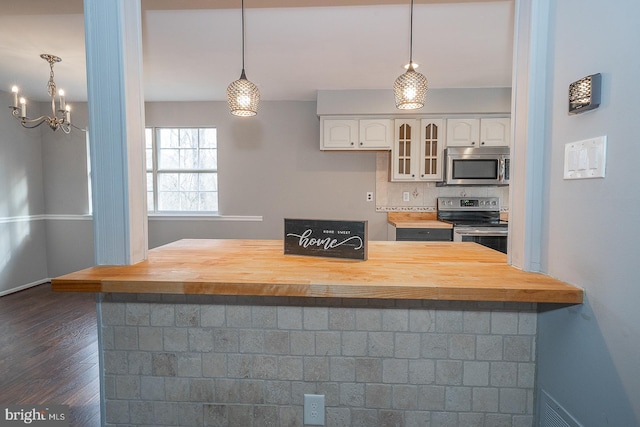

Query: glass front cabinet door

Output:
[392, 119, 443, 181]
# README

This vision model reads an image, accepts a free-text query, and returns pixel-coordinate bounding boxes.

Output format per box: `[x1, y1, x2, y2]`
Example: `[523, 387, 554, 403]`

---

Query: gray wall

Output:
[536, 0, 640, 425]
[41, 102, 95, 278]
[21, 100, 391, 279]
[0, 94, 48, 295]
[145, 101, 388, 248]
[317, 88, 512, 115]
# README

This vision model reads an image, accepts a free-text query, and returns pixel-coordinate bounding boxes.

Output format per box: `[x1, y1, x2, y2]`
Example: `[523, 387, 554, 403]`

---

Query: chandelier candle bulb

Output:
[58, 89, 65, 111]
[19, 97, 26, 118]
[11, 86, 19, 108]
[65, 105, 70, 123]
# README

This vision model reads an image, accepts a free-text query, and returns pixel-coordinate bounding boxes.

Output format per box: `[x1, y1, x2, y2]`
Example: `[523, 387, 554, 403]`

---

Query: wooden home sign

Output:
[284, 218, 368, 260]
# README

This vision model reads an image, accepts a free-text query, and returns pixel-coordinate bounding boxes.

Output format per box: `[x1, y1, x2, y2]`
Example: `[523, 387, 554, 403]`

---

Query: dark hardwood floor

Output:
[0, 283, 100, 426]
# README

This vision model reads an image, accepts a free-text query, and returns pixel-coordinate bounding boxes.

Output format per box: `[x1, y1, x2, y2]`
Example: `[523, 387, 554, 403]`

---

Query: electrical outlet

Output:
[304, 394, 325, 425]
[403, 191, 410, 202]
[366, 191, 374, 202]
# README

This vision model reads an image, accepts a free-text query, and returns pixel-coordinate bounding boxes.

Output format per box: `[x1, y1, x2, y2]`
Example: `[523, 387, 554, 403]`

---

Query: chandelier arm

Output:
[70, 123, 88, 132]
[11, 108, 47, 124]
[59, 123, 72, 134]
[20, 117, 50, 129]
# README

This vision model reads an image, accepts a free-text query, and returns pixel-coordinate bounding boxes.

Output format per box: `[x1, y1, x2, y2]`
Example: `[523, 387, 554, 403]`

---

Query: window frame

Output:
[145, 127, 219, 214]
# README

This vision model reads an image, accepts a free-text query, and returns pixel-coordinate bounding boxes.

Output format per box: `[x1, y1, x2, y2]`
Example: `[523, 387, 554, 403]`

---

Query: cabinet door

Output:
[446, 119, 480, 147]
[359, 119, 392, 149]
[480, 118, 510, 147]
[418, 119, 444, 180]
[321, 119, 358, 149]
[392, 119, 418, 181]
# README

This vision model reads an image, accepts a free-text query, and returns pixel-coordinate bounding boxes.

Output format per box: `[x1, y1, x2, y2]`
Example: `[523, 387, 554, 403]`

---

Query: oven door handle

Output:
[454, 228, 508, 237]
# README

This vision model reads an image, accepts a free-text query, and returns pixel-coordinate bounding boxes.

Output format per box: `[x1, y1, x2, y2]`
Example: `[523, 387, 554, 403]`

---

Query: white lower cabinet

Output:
[391, 119, 444, 181]
[320, 118, 392, 150]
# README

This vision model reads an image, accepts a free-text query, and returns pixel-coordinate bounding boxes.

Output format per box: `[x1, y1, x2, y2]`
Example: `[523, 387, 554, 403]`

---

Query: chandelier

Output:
[10, 54, 72, 133]
[394, 0, 428, 110]
[227, 0, 260, 116]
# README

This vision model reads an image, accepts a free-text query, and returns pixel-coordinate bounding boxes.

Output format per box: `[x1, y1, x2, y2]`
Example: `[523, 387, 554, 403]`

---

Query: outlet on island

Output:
[304, 394, 325, 425]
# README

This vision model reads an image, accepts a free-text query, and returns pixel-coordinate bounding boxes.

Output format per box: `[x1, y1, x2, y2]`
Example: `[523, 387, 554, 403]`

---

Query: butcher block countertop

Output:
[52, 239, 582, 304]
[387, 212, 453, 229]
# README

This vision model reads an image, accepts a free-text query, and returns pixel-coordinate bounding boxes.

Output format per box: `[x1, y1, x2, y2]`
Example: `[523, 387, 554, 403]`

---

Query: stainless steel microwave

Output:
[443, 147, 510, 186]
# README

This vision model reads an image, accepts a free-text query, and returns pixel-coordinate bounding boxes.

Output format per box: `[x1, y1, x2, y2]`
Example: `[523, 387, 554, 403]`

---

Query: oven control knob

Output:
[491, 200, 497, 206]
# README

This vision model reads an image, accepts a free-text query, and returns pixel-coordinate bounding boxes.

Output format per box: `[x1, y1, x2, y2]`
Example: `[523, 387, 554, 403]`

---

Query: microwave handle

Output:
[499, 158, 505, 181]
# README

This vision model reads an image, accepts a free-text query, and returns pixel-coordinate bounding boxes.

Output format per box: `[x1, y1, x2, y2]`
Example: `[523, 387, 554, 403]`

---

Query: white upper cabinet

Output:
[418, 119, 444, 180]
[479, 117, 511, 147]
[359, 119, 393, 149]
[446, 119, 480, 147]
[321, 119, 358, 149]
[391, 119, 444, 181]
[320, 118, 392, 150]
[392, 119, 417, 180]
[446, 118, 510, 147]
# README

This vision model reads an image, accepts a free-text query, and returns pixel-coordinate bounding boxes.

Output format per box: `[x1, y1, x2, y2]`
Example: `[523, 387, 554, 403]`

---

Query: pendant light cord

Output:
[241, 0, 246, 72]
[409, 0, 414, 66]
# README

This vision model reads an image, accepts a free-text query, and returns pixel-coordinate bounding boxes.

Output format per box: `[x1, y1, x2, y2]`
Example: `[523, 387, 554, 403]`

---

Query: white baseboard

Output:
[0, 278, 50, 297]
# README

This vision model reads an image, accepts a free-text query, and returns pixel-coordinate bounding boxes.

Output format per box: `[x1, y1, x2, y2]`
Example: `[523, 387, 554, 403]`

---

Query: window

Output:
[145, 127, 218, 213]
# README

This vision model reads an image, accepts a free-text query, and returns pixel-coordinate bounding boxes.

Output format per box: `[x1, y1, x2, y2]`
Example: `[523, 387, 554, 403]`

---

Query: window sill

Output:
[147, 213, 263, 222]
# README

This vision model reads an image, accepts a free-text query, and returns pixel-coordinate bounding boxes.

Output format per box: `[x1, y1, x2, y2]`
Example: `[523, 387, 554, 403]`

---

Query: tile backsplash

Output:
[375, 152, 510, 212]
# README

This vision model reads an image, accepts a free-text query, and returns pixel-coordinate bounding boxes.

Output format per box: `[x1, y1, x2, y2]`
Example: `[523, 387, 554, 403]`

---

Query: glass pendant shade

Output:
[227, 0, 259, 116]
[394, 64, 428, 110]
[227, 69, 260, 117]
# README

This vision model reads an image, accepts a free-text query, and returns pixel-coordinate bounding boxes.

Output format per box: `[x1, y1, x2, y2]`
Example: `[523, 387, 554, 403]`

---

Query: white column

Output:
[508, 0, 551, 271]
[84, 0, 148, 265]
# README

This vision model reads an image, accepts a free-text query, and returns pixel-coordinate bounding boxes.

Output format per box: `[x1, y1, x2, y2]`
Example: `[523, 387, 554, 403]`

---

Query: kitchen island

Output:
[53, 239, 581, 303]
[52, 239, 582, 426]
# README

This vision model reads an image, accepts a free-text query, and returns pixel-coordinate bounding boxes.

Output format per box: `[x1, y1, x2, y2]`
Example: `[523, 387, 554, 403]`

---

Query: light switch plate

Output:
[563, 136, 607, 180]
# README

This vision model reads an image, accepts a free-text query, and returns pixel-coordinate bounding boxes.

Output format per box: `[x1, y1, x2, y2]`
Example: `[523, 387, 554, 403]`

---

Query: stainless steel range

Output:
[437, 197, 508, 254]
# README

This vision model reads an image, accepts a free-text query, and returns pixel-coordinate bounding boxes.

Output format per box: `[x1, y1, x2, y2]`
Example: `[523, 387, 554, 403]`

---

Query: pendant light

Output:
[227, 0, 260, 116]
[394, 0, 428, 110]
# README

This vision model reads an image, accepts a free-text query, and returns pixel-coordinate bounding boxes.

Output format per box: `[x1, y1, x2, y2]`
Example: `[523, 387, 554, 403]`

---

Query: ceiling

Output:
[0, 0, 514, 103]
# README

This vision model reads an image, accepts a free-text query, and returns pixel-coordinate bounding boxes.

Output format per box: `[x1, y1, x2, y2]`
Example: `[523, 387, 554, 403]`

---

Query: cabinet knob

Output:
[412, 174, 415, 177]
[481, 141, 485, 145]
[359, 142, 363, 146]
[350, 142, 354, 146]
[471, 141, 476, 145]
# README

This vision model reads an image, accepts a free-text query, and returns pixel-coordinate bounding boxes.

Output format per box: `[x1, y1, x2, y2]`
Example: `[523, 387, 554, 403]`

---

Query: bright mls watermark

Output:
[1, 406, 68, 427]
